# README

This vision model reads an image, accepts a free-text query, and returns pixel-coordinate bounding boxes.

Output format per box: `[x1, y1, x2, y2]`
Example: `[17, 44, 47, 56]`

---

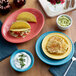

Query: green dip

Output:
[58, 16, 71, 27]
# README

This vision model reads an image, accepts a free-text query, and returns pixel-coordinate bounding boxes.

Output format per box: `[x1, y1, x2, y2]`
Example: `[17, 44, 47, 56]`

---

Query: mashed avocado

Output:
[58, 16, 71, 27]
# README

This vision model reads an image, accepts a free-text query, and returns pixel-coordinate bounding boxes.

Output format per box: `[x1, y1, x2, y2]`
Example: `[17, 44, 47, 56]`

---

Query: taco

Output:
[9, 21, 31, 38]
[16, 12, 37, 22]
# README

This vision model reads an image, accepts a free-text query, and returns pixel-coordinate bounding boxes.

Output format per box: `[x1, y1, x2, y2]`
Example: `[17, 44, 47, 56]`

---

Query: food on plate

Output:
[47, 0, 65, 12]
[9, 11, 37, 38]
[9, 21, 31, 38]
[42, 33, 72, 59]
[58, 15, 71, 27]
[0, 0, 11, 15]
[16, 12, 37, 22]
[14, 52, 31, 69]
[46, 36, 68, 54]
[13, 0, 26, 8]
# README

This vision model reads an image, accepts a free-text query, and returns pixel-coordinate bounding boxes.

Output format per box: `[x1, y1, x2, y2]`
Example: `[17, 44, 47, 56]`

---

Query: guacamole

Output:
[58, 16, 71, 27]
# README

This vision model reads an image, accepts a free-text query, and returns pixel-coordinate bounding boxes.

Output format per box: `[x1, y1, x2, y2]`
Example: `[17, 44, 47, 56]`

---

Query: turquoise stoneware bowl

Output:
[10, 49, 34, 72]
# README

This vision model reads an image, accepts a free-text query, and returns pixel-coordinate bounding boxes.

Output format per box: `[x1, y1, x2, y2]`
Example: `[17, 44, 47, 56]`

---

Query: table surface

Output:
[0, 0, 76, 76]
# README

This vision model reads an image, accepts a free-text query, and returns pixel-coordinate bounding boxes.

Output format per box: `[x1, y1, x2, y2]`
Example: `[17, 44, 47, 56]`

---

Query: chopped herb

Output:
[19, 58, 24, 62]
[19, 54, 26, 57]
[20, 62, 25, 68]
[18, 54, 26, 68]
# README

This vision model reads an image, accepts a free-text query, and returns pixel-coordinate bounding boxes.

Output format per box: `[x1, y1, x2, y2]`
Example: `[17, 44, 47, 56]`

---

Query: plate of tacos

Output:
[1, 8, 44, 43]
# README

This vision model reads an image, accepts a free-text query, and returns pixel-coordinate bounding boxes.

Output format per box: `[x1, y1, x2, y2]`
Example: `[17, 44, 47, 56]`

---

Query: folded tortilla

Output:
[10, 21, 31, 31]
[16, 12, 37, 22]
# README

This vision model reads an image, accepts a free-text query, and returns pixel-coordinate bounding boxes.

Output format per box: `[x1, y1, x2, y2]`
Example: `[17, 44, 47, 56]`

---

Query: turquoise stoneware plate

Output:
[35, 31, 74, 66]
[10, 49, 34, 72]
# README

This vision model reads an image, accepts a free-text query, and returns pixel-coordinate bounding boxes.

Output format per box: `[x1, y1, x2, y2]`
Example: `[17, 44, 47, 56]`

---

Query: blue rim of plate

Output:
[10, 49, 34, 72]
[35, 31, 74, 66]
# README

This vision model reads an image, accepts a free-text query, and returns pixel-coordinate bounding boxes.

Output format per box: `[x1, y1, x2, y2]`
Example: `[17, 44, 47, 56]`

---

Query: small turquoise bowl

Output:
[10, 49, 34, 72]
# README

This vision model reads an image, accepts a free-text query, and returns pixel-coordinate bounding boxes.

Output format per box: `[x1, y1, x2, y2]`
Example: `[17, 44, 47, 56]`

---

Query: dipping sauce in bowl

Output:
[56, 14, 72, 30]
[10, 49, 34, 72]
[14, 52, 31, 69]
[58, 16, 71, 26]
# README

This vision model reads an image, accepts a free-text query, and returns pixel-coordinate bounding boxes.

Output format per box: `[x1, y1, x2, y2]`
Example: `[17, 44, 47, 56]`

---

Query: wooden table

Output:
[0, 0, 76, 76]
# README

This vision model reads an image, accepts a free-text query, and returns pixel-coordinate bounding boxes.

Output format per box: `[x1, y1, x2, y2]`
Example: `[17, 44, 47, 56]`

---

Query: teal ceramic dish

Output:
[10, 49, 34, 72]
[35, 31, 74, 66]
